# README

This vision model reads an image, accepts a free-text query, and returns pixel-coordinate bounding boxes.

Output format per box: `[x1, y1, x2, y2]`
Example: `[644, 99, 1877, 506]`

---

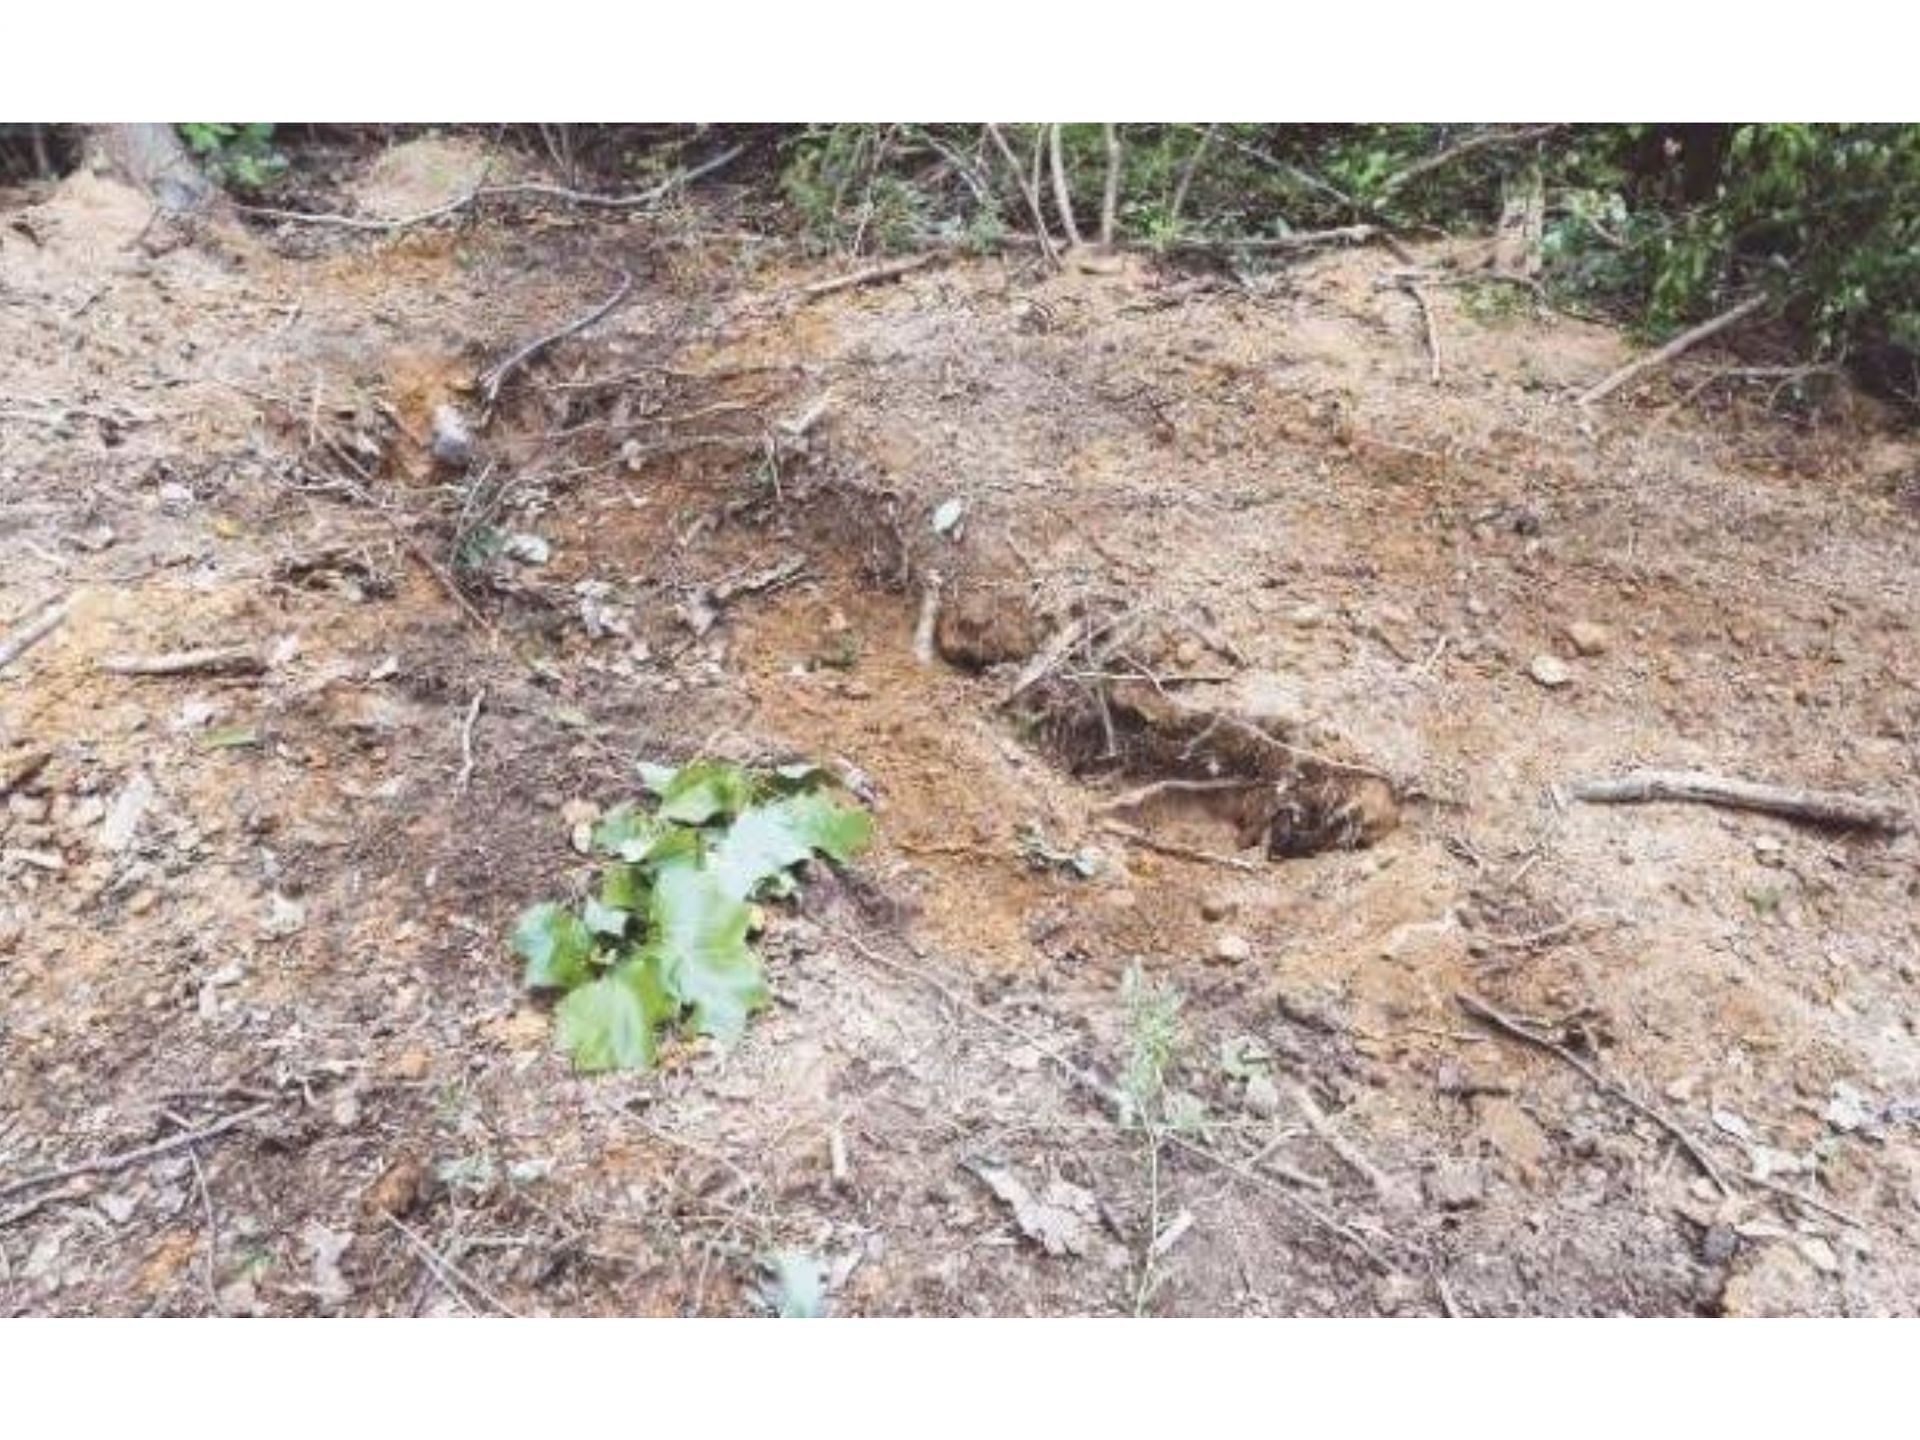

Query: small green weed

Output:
[177, 123, 287, 194]
[511, 759, 872, 1073]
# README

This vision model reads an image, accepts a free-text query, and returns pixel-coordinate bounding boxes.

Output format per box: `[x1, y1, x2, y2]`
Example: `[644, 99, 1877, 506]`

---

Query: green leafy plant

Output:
[511, 759, 872, 1073]
[177, 123, 287, 194]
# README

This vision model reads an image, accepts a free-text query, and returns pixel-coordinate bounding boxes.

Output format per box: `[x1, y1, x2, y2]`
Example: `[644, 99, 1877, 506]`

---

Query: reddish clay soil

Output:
[3, 141, 1917, 1315]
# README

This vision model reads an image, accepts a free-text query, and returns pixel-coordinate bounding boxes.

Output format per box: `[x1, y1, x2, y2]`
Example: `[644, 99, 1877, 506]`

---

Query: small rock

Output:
[1823, 1081, 1872, 1134]
[1564, 620, 1611, 656]
[1427, 1160, 1486, 1210]
[389, 1048, 431, 1082]
[1701, 1222, 1739, 1266]
[262, 892, 306, 938]
[217, 1278, 263, 1317]
[1211, 933, 1253, 965]
[301, 1222, 354, 1308]
[1243, 1074, 1282, 1118]
[1528, 654, 1572, 689]
[561, 799, 600, 856]
[429, 403, 474, 468]
[1200, 896, 1234, 922]
[99, 1192, 138, 1225]
[361, 1156, 430, 1220]
[99, 773, 155, 852]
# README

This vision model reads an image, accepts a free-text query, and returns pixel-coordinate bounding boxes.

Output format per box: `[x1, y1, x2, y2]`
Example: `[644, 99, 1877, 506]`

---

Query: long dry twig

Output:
[1399, 276, 1443, 384]
[0, 598, 67, 674]
[383, 1213, 525, 1318]
[99, 646, 264, 677]
[1570, 768, 1907, 834]
[1457, 992, 1730, 1195]
[0, 1101, 279, 1206]
[800, 253, 941, 299]
[1577, 293, 1770, 406]
[454, 689, 485, 792]
[1170, 224, 1381, 255]
[1376, 124, 1564, 199]
[480, 269, 634, 409]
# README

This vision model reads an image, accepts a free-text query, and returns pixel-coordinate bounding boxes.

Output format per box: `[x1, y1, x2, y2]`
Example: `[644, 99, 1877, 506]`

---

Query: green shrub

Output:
[177, 123, 287, 194]
[510, 760, 871, 1073]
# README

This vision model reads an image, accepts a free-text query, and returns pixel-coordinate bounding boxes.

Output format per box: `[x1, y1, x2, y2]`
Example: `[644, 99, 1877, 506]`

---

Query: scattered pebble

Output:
[1211, 933, 1253, 965]
[1427, 1160, 1487, 1210]
[1564, 620, 1611, 656]
[1528, 654, 1572, 689]
[1701, 1222, 1739, 1266]
[1243, 1074, 1281, 1118]
[262, 892, 306, 938]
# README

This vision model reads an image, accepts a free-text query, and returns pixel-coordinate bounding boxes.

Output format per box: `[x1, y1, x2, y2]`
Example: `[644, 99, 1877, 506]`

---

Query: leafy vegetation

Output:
[177, 123, 287, 193]
[771, 123, 1920, 403]
[510, 760, 872, 1073]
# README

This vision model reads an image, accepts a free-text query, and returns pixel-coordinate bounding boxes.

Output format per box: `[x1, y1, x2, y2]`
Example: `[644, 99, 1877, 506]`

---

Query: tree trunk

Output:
[88, 124, 217, 213]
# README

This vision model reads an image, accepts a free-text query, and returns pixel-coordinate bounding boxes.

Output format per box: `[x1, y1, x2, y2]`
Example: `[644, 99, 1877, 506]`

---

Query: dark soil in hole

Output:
[1024, 673, 1400, 859]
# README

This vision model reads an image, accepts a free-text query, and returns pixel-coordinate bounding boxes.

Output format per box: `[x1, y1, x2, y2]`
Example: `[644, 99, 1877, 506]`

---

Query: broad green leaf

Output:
[637, 760, 678, 794]
[553, 955, 674, 1073]
[583, 896, 630, 937]
[591, 805, 658, 856]
[646, 864, 764, 1043]
[600, 862, 646, 911]
[710, 792, 874, 900]
[512, 902, 594, 991]
[652, 760, 756, 825]
[769, 761, 827, 790]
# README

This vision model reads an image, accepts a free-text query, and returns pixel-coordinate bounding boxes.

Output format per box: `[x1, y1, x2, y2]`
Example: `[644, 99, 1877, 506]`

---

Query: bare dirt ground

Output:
[4, 141, 1918, 1316]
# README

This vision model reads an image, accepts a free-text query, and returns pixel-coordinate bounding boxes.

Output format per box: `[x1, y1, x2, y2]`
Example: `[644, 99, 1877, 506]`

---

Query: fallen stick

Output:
[0, 1101, 279, 1206]
[383, 1212, 525, 1319]
[1170, 225, 1380, 255]
[99, 645, 265, 677]
[480, 269, 634, 409]
[1400, 277, 1443, 385]
[0, 598, 68, 674]
[1457, 992, 1730, 1195]
[1288, 1081, 1396, 1196]
[911, 569, 944, 666]
[799, 253, 940, 299]
[454, 689, 485, 793]
[1576, 292, 1769, 406]
[1570, 768, 1907, 834]
[1099, 819, 1262, 874]
[1095, 776, 1267, 814]
[1376, 124, 1563, 199]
